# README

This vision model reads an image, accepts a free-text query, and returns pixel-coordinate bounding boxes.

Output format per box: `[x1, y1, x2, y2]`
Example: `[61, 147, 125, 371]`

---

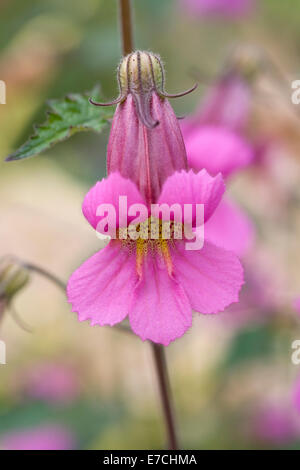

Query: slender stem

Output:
[152, 344, 179, 450]
[9, 304, 33, 333]
[119, 0, 134, 55]
[24, 261, 131, 334]
[23, 262, 66, 292]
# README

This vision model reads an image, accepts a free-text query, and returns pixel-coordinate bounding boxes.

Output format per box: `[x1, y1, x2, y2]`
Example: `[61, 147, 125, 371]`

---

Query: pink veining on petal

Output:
[0, 425, 75, 450]
[171, 238, 244, 314]
[129, 251, 192, 346]
[107, 93, 188, 205]
[157, 169, 225, 225]
[67, 241, 138, 327]
[184, 125, 254, 179]
[204, 197, 254, 256]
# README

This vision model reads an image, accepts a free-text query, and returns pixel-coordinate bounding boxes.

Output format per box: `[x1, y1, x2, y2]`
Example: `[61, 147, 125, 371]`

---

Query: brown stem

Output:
[119, 0, 134, 55]
[152, 344, 179, 450]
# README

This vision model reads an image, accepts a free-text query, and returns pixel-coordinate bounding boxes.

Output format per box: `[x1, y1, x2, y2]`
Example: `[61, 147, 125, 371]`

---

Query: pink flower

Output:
[180, 0, 254, 18]
[293, 297, 300, 315]
[181, 49, 272, 171]
[181, 74, 251, 137]
[253, 406, 297, 445]
[23, 362, 79, 404]
[293, 375, 300, 415]
[182, 125, 254, 256]
[91, 51, 197, 205]
[0, 425, 75, 450]
[184, 125, 253, 179]
[67, 171, 243, 346]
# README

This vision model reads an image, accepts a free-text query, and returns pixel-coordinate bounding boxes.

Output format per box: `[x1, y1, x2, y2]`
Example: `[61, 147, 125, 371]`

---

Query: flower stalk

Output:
[152, 344, 179, 450]
[119, 0, 134, 55]
[23, 262, 66, 292]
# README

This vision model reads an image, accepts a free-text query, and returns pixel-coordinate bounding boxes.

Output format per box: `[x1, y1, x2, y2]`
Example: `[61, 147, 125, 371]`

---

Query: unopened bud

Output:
[0, 256, 30, 301]
[118, 51, 163, 95]
[90, 50, 197, 129]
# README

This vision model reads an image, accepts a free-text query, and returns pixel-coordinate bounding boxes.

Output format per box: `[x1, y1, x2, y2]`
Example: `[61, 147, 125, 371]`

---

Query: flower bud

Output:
[90, 50, 197, 129]
[118, 51, 163, 96]
[90, 51, 198, 204]
[181, 45, 265, 141]
[0, 256, 29, 301]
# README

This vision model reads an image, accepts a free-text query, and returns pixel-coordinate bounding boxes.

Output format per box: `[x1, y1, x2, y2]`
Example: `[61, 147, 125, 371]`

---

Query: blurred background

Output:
[1, 0, 300, 450]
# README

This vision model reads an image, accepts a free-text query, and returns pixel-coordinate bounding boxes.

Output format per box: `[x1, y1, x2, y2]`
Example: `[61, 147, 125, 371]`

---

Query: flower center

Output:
[118, 217, 183, 278]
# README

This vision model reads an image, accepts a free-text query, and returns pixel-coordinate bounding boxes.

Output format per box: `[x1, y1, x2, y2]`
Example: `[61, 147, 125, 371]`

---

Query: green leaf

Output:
[6, 86, 113, 162]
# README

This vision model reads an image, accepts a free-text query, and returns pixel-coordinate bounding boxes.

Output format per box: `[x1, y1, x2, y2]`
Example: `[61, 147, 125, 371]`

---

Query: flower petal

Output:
[156, 169, 225, 224]
[204, 197, 254, 256]
[67, 241, 138, 326]
[185, 125, 253, 179]
[172, 239, 244, 314]
[82, 172, 146, 231]
[129, 252, 192, 345]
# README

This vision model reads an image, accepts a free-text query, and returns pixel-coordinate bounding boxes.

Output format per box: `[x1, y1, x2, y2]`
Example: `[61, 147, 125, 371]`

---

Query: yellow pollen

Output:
[119, 217, 183, 277]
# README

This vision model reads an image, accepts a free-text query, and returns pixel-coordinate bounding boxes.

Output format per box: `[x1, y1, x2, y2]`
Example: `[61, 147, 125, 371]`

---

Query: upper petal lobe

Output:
[82, 172, 146, 231]
[157, 169, 225, 225]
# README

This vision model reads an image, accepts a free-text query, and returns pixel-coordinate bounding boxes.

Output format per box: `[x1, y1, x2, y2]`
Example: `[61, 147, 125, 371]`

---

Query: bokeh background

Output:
[1, 0, 300, 450]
